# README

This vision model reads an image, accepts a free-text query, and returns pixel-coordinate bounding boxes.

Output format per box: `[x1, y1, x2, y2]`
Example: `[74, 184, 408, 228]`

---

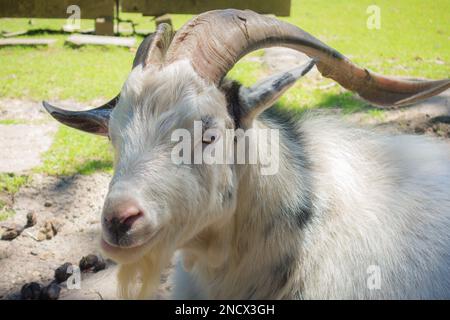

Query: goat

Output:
[43, 10, 450, 299]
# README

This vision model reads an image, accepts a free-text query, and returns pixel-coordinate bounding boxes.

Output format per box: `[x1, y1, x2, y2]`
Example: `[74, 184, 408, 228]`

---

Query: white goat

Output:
[43, 10, 450, 299]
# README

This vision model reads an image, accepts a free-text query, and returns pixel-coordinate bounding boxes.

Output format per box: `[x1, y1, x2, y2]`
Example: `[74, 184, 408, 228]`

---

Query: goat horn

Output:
[42, 29, 172, 135]
[142, 23, 174, 68]
[43, 97, 117, 135]
[166, 9, 449, 107]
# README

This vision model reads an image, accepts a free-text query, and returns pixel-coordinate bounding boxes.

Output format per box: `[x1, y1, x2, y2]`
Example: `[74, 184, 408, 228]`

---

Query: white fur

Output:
[105, 61, 450, 299]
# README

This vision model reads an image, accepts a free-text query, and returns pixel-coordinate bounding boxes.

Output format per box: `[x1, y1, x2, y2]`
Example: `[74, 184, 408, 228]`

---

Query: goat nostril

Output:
[121, 211, 143, 228]
[102, 204, 144, 241]
[117, 205, 143, 227]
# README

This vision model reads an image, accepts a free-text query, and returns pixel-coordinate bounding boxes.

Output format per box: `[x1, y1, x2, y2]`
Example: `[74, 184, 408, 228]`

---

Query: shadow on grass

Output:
[308, 90, 450, 114]
[278, 92, 378, 115]
[2, 28, 92, 36]
[45, 160, 112, 194]
[1, 28, 150, 39]
[45, 160, 111, 197]
[73, 159, 113, 176]
[314, 92, 371, 113]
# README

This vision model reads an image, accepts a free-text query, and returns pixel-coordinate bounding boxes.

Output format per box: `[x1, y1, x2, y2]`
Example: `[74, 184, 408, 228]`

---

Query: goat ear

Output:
[238, 59, 315, 125]
[43, 101, 111, 136]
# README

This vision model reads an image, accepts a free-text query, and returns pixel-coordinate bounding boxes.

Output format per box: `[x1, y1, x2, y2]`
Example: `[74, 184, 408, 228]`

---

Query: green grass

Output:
[0, 174, 27, 221]
[0, 173, 29, 194]
[237, 0, 450, 111]
[283, 0, 449, 78]
[0, 12, 194, 102]
[0, 0, 448, 179]
[1, 0, 447, 104]
[0, 119, 25, 125]
[0, 199, 6, 210]
[0, 196, 14, 222]
[0, 43, 134, 102]
[0, 208, 15, 222]
[0, 199, 14, 222]
[38, 126, 113, 176]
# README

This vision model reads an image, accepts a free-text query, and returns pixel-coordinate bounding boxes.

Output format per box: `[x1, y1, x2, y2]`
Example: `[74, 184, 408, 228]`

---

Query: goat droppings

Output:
[79, 254, 106, 272]
[40, 283, 61, 300]
[54, 262, 72, 283]
[20, 282, 42, 300]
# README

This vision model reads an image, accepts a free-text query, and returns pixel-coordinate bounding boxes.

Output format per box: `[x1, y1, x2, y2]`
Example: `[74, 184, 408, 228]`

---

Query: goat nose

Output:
[116, 205, 142, 226]
[102, 204, 144, 244]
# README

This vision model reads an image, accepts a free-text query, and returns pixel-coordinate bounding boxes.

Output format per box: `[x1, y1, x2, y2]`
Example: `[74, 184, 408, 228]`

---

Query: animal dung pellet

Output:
[0, 224, 23, 241]
[79, 254, 98, 271]
[50, 219, 62, 234]
[20, 282, 42, 300]
[1, 229, 21, 240]
[93, 256, 106, 272]
[37, 219, 63, 241]
[36, 231, 47, 241]
[40, 283, 61, 300]
[79, 254, 106, 272]
[25, 211, 37, 228]
[54, 262, 73, 283]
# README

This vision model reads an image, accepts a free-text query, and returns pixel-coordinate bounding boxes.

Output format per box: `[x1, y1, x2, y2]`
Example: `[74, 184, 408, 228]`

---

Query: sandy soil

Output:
[0, 173, 110, 298]
[0, 99, 57, 172]
[0, 172, 173, 300]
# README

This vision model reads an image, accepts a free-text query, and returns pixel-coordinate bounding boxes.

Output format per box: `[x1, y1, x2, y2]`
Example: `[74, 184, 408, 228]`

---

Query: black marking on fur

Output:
[222, 82, 314, 230]
[220, 79, 244, 128]
[221, 186, 234, 206]
[201, 115, 215, 131]
[271, 254, 296, 295]
[272, 72, 295, 91]
[261, 107, 314, 231]
[225, 187, 233, 201]
[263, 217, 276, 238]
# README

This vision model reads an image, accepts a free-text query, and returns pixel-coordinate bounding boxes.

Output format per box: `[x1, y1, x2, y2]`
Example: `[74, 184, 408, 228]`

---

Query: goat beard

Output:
[116, 241, 174, 299]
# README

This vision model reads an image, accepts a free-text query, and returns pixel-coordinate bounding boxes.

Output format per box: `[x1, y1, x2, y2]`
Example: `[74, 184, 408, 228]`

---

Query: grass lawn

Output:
[0, 0, 448, 182]
[0, 173, 28, 220]
[0, 173, 29, 194]
[38, 126, 113, 176]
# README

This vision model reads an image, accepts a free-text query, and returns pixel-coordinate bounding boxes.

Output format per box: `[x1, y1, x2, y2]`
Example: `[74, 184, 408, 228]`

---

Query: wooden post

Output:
[95, 16, 114, 36]
[121, 0, 291, 17]
[0, 0, 116, 36]
[155, 14, 172, 28]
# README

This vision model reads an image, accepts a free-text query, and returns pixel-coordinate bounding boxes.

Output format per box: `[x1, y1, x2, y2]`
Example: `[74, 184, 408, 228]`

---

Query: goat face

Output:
[99, 61, 238, 263]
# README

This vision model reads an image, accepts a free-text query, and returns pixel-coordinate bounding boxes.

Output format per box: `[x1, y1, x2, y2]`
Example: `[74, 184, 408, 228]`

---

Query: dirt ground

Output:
[0, 99, 57, 172]
[0, 49, 449, 299]
[0, 173, 110, 299]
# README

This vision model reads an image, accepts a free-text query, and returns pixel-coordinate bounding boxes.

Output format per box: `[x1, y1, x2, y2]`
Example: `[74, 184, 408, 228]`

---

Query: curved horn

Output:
[166, 9, 450, 107]
[142, 23, 174, 68]
[42, 96, 118, 136]
[43, 27, 173, 135]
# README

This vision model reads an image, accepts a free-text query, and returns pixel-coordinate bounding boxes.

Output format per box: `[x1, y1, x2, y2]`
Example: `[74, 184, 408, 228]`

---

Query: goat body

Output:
[173, 103, 450, 299]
